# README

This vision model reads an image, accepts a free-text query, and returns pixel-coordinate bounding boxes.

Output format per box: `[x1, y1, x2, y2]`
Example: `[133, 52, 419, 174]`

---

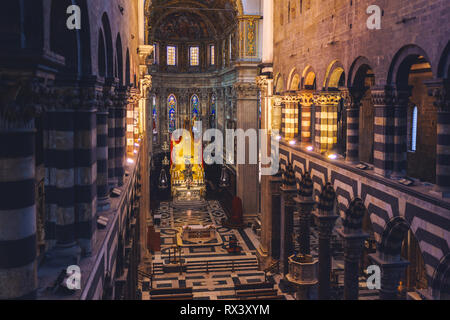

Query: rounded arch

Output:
[379, 216, 410, 259]
[432, 254, 450, 299]
[287, 68, 299, 91]
[438, 41, 450, 79]
[301, 65, 317, 90]
[98, 29, 106, 77]
[101, 13, 114, 78]
[116, 33, 124, 85]
[50, 0, 79, 75]
[274, 73, 285, 94]
[387, 44, 433, 86]
[324, 60, 346, 90]
[348, 56, 374, 88]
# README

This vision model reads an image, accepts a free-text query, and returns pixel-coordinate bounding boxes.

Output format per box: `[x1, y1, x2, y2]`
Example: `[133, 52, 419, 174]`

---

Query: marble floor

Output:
[139, 200, 379, 300]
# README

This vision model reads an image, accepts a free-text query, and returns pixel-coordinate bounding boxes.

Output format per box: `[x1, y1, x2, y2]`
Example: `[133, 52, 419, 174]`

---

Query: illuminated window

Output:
[411, 106, 418, 152]
[167, 46, 176, 66]
[210, 45, 215, 65]
[168, 94, 177, 132]
[190, 46, 199, 66]
[191, 95, 199, 120]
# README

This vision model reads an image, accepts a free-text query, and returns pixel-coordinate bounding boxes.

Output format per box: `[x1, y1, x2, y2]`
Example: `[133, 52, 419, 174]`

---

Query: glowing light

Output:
[328, 154, 338, 160]
[289, 140, 296, 145]
[127, 158, 134, 164]
[133, 150, 138, 154]
[134, 143, 140, 147]
[306, 146, 313, 151]
[275, 135, 282, 141]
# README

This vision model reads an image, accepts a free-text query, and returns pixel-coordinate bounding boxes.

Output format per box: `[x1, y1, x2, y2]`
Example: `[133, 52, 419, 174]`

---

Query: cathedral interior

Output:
[0, 0, 450, 302]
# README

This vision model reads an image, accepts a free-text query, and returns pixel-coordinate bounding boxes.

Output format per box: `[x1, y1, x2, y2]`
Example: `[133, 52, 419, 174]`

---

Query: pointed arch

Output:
[438, 41, 450, 79]
[98, 29, 106, 77]
[274, 73, 285, 94]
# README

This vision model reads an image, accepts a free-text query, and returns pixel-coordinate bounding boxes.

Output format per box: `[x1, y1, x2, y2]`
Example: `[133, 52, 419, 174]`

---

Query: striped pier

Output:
[0, 119, 37, 299]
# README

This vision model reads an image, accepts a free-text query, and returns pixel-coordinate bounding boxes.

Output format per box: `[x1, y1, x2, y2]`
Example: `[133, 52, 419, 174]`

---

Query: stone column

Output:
[294, 172, 314, 255]
[272, 96, 282, 133]
[0, 112, 37, 299]
[270, 172, 283, 261]
[98, 90, 111, 210]
[299, 91, 314, 145]
[313, 183, 338, 300]
[369, 253, 410, 300]
[280, 163, 297, 275]
[344, 88, 364, 163]
[75, 86, 99, 256]
[282, 94, 299, 141]
[313, 92, 340, 152]
[45, 87, 80, 263]
[234, 82, 259, 218]
[108, 92, 117, 188]
[391, 87, 411, 178]
[427, 79, 450, 197]
[371, 86, 395, 177]
[337, 198, 368, 300]
[115, 87, 128, 186]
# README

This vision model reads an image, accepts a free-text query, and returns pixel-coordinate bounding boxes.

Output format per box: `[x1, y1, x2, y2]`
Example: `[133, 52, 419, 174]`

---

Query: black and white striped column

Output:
[97, 109, 109, 210]
[108, 101, 117, 188]
[345, 88, 364, 163]
[427, 79, 450, 196]
[44, 109, 77, 250]
[0, 119, 37, 299]
[74, 106, 97, 256]
[372, 86, 395, 177]
[392, 87, 411, 178]
[299, 91, 314, 144]
[115, 89, 128, 186]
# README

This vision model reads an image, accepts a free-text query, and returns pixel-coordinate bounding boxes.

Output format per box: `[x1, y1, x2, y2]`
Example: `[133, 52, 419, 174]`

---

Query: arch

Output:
[379, 216, 411, 259]
[125, 48, 131, 86]
[168, 94, 177, 133]
[287, 68, 298, 91]
[324, 60, 345, 90]
[116, 34, 124, 85]
[101, 13, 114, 78]
[432, 254, 450, 299]
[348, 56, 374, 88]
[387, 44, 433, 86]
[50, 0, 79, 75]
[438, 41, 450, 79]
[301, 65, 317, 90]
[98, 30, 106, 77]
[274, 73, 285, 94]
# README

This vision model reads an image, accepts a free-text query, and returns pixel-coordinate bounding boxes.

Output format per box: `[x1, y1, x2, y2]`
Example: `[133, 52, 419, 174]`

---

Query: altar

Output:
[170, 121, 206, 201]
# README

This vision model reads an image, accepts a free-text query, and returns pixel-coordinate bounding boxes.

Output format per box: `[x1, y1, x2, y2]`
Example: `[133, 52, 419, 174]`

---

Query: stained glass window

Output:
[210, 95, 216, 128]
[190, 47, 199, 66]
[168, 94, 177, 132]
[191, 95, 199, 120]
[167, 46, 176, 66]
[152, 95, 157, 135]
[411, 106, 418, 152]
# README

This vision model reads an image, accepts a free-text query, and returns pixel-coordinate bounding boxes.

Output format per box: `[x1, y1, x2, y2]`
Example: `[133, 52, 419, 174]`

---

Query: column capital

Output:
[425, 79, 450, 112]
[313, 91, 342, 105]
[233, 82, 259, 99]
[371, 85, 396, 107]
[298, 90, 315, 105]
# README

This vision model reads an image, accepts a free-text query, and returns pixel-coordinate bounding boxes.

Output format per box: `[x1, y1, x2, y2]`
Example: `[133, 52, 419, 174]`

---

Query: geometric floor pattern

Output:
[140, 200, 286, 300]
[139, 200, 378, 300]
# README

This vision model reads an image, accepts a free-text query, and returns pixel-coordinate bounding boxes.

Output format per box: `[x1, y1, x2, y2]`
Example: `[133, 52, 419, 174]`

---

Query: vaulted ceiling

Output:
[146, 0, 238, 42]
